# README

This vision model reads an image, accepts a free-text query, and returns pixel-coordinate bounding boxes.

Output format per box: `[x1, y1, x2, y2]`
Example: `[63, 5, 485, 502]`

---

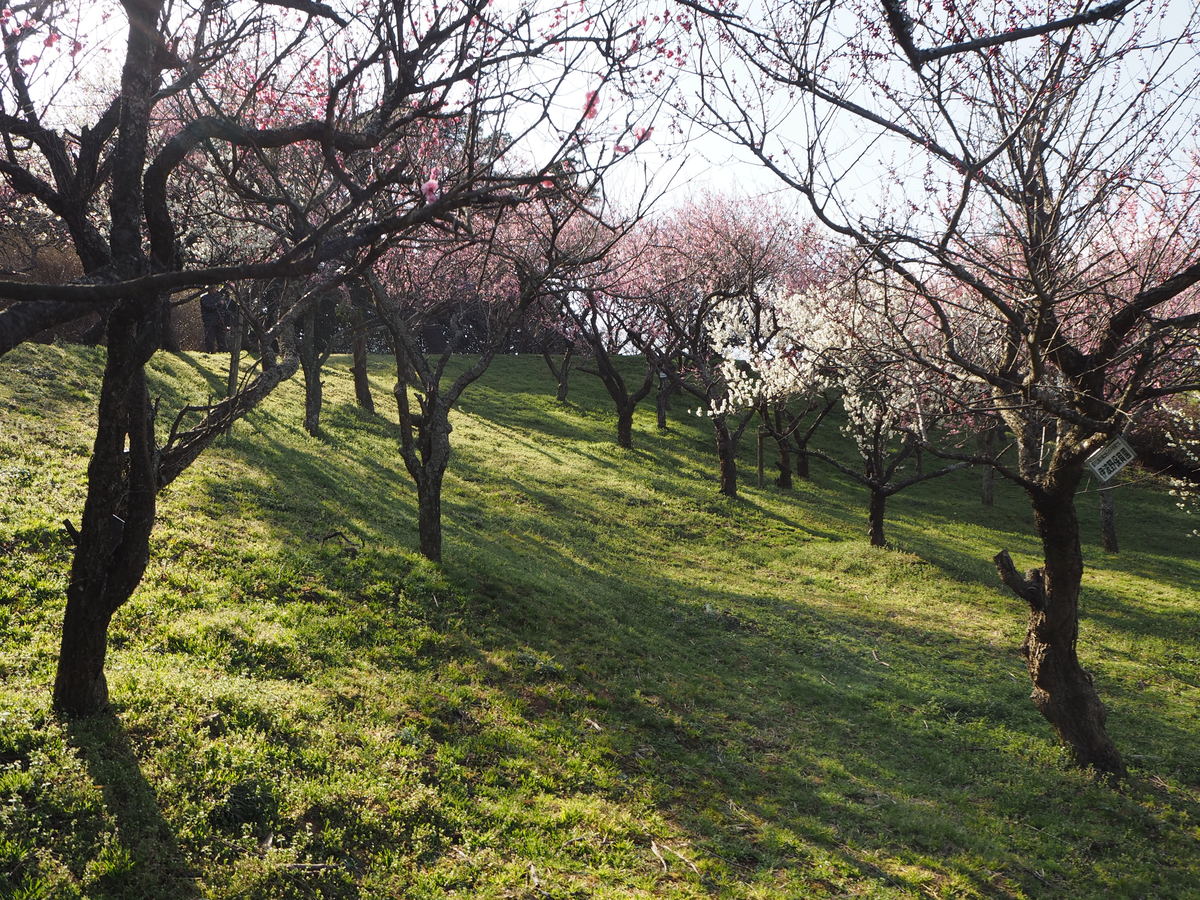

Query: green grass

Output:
[1, 342, 1198, 898]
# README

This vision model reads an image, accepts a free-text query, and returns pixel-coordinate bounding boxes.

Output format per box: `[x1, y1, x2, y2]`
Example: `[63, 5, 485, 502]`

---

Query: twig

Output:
[279, 862, 339, 873]
[659, 842, 700, 876]
[649, 839, 669, 872]
[319, 529, 361, 548]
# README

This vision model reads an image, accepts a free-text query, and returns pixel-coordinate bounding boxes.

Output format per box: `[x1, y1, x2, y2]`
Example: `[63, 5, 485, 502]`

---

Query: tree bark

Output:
[226, 303, 242, 399]
[980, 424, 998, 506]
[546, 346, 574, 402]
[868, 488, 887, 547]
[616, 402, 634, 449]
[298, 305, 322, 436]
[408, 406, 452, 563]
[775, 435, 793, 489]
[1099, 485, 1118, 554]
[714, 416, 738, 498]
[54, 295, 161, 716]
[655, 373, 672, 431]
[391, 345, 453, 563]
[160, 297, 180, 353]
[555, 360, 571, 402]
[582, 344, 653, 449]
[995, 485, 1126, 776]
[350, 304, 375, 414]
[794, 441, 810, 479]
[53, 596, 117, 716]
[416, 471, 444, 563]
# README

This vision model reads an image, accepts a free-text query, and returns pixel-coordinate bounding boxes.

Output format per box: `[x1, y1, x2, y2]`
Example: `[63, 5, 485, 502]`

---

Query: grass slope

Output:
[1, 343, 1198, 899]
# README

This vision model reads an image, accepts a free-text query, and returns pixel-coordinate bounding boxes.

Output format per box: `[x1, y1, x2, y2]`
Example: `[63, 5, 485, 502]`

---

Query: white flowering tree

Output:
[645, 194, 812, 497]
[715, 274, 966, 545]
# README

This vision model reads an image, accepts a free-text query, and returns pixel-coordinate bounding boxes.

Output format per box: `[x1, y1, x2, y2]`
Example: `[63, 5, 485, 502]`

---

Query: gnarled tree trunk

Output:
[995, 483, 1126, 776]
[980, 425, 998, 507]
[415, 462, 447, 564]
[542, 346, 574, 403]
[655, 373, 672, 431]
[54, 295, 161, 716]
[793, 441, 810, 479]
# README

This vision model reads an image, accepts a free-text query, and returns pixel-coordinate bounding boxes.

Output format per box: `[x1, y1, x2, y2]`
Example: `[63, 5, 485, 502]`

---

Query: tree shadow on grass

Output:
[166, 354, 1200, 895]
[65, 711, 200, 899]
[439, 536, 1065, 897]
[442, 523, 1200, 896]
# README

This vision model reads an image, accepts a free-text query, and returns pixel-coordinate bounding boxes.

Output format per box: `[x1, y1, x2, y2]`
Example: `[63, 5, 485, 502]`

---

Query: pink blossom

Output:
[583, 89, 599, 119]
[43, 32, 59, 48]
[421, 178, 439, 203]
[614, 144, 630, 154]
[540, 178, 555, 188]
[634, 126, 653, 143]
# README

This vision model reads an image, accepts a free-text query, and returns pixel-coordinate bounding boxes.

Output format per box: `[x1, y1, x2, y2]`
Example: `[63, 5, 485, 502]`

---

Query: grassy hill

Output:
[1, 343, 1198, 899]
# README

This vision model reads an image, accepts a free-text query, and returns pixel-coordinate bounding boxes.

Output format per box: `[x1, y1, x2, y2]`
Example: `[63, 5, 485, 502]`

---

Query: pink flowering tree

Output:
[548, 219, 683, 449]
[369, 193, 628, 562]
[690, 0, 1200, 773]
[369, 232, 521, 563]
[0, 0, 667, 715]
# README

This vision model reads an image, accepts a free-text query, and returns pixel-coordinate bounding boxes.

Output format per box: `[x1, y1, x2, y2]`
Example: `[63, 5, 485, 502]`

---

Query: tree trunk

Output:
[868, 488, 886, 547]
[794, 439, 811, 479]
[556, 347, 573, 402]
[54, 597, 116, 716]
[775, 436, 793, 489]
[655, 374, 671, 431]
[1099, 485, 1118, 554]
[54, 297, 161, 716]
[226, 303, 242, 399]
[411, 408, 452, 564]
[616, 403, 634, 449]
[160, 297, 179, 353]
[714, 416, 738, 498]
[996, 487, 1126, 776]
[416, 471, 444, 563]
[981, 424, 998, 507]
[540, 348, 573, 403]
[298, 306, 322, 436]
[981, 464, 995, 507]
[351, 305, 375, 414]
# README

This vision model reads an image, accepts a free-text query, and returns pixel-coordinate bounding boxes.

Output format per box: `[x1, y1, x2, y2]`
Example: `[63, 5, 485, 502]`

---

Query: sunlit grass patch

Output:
[0, 344, 1198, 897]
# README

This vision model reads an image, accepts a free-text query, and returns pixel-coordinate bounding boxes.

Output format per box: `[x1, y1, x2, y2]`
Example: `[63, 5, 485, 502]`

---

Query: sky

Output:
[11, 0, 1198, 225]
[10, 0, 800, 217]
